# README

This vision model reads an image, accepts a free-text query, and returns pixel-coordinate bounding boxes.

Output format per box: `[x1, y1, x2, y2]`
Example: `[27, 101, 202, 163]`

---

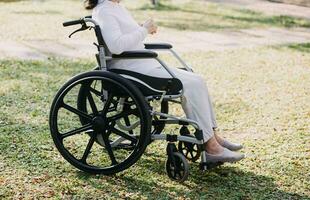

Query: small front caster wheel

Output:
[178, 136, 201, 163]
[166, 152, 189, 183]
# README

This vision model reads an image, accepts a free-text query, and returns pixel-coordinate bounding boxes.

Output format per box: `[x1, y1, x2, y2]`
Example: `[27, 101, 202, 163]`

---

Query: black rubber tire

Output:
[166, 152, 189, 183]
[49, 71, 151, 175]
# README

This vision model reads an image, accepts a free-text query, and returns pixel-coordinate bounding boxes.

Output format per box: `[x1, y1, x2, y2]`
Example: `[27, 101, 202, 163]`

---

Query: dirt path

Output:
[205, 0, 310, 20]
[0, 27, 309, 60]
[0, 0, 309, 60]
[151, 27, 310, 52]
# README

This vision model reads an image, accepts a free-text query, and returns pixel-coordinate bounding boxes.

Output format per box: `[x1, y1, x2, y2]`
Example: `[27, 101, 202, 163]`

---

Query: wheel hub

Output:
[92, 116, 107, 132]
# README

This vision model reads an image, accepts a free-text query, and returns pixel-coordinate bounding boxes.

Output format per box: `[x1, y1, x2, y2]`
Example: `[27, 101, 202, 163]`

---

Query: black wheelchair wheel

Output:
[166, 152, 189, 183]
[49, 71, 151, 175]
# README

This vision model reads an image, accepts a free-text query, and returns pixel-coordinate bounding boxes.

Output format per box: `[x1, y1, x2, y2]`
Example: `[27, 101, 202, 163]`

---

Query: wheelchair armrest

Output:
[112, 50, 158, 59]
[144, 43, 173, 50]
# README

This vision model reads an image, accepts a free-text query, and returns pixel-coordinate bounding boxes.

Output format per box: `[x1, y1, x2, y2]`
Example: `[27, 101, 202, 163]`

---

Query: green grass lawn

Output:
[0, 44, 309, 199]
[0, 0, 310, 199]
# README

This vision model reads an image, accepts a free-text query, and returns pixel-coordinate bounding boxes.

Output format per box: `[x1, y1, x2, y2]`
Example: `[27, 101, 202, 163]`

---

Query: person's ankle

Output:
[204, 137, 224, 155]
[214, 133, 224, 146]
[206, 145, 224, 155]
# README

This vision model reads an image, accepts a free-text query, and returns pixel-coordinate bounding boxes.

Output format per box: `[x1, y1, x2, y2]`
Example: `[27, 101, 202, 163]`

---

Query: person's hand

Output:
[142, 19, 158, 34]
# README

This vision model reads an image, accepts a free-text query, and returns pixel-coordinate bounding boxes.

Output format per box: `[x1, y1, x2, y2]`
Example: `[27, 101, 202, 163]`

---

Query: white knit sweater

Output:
[92, 0, 148, 55]
[92, 0, 165, 75]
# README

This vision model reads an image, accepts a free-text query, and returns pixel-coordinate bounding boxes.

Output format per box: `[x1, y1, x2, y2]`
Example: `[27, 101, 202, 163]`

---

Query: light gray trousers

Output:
[167, 67, 217, 141]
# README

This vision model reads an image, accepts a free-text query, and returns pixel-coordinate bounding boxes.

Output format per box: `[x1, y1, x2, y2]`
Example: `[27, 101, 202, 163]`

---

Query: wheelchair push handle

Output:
[62, 16, 102, 40]
[63, 16, 93, 27]
[63, 19, 84, 27]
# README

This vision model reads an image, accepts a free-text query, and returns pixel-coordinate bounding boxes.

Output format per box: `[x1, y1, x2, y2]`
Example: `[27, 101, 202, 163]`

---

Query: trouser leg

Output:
[169, 68, 217, 141]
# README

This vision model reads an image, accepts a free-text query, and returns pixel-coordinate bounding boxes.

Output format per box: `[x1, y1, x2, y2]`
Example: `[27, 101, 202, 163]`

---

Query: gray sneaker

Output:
[222, 139, 243, 151]
[205, 148, 245, 163]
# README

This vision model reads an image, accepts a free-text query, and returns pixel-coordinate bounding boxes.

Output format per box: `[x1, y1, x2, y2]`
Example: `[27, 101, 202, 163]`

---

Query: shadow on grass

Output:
[75, 158, 307, 199]
[0, 0, 24, 2]
[73, 148, 307, 199]
[2, 132, 307, 200]
[288, 43, 310, 53]
[224, 15, 310, 28]
[139, 2, 181, 12]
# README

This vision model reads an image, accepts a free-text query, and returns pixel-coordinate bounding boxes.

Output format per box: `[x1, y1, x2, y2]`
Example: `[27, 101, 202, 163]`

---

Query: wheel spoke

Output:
[108, 112, 127, 122]
[102, 94, 114, 116]
[108, 109, 136, 122]
[124, 116, 134, 135]
[110, 127, 138, 143]
[101, 80, 105, 94]
[89, 87, 102, 96]
[81, 133, 96, 163]
[61, 123, 92, 140]
[103, 132, 118, 166]
[87, 89, 99, 115]
[62, 103, 92, 121]
[190, 151, 194, 158]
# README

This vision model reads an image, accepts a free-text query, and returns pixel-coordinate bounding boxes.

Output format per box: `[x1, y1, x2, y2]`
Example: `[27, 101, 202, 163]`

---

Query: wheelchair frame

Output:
[50, 16, 220, 183]
[85, 17, 208, 159]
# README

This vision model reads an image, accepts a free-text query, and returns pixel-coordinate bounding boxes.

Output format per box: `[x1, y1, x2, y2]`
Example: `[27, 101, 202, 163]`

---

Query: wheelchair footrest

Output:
[200, 162, 224, 170]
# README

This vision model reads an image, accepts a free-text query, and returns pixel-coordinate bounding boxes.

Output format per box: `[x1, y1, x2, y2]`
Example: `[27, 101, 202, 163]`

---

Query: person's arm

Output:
[99, 14, 148, 55]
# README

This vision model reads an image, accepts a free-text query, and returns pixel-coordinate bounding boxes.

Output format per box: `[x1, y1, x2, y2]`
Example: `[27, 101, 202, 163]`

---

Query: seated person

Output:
[85, 0, 245, 163]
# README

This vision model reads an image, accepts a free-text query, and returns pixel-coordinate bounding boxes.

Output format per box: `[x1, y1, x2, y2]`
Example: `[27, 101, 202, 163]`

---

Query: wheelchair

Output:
[49, 16, 222, 183]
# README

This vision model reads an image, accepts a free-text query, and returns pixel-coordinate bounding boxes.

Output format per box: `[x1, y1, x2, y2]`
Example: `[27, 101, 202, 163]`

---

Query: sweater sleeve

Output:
[98, 14, 148, 55]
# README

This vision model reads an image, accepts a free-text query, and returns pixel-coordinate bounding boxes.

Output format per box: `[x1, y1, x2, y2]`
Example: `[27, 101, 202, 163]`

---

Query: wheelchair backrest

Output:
[87, 16, 112, 57]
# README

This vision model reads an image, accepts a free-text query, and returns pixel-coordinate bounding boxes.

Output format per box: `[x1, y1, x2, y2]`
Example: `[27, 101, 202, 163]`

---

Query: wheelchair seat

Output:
[110, 69, 183, 96]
